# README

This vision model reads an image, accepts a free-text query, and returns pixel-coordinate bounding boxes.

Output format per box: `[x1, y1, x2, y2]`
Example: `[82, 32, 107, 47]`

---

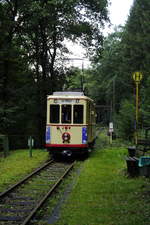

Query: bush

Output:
[117, 99, 135, 140]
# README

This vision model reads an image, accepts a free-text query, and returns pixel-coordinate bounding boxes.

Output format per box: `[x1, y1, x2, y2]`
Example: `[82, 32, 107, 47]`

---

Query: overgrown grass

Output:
[56, 138, 150, 225]
[0, 149, 49, 192]
[0, 136, 149, 225]
[34, 161, 83, 225]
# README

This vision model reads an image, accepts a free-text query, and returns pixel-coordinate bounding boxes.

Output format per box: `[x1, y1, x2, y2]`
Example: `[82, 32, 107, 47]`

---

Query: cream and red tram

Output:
[45, 92, 96, 157]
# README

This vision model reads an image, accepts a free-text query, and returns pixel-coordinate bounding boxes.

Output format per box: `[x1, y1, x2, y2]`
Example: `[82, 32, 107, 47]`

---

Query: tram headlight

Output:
[62, 132, 71, 142]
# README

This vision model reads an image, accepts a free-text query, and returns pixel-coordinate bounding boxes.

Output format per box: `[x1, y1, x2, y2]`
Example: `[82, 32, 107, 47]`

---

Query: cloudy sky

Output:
[67, 0, 134, 67]
[105, 0, 134, 34]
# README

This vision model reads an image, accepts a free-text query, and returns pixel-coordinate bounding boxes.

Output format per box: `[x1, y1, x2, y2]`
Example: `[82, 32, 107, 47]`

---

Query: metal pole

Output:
[110, 132, 112, 145]
[113, 78, 115, 122]
[136, 82, 139, 124]
[81, 60, 84, 92]
[135, 82, 139, 145]
[132, 71, 143, 145]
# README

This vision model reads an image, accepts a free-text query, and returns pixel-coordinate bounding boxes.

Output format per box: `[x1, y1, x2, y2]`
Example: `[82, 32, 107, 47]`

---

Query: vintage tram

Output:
[45, 92, 96, 157]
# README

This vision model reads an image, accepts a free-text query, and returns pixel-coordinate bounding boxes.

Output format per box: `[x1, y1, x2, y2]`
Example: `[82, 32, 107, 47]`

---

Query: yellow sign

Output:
[132, 72, 143, 82]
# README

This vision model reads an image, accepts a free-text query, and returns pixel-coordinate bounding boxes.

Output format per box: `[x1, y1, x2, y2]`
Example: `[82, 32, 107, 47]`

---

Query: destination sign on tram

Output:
[54, 99, 79, 104]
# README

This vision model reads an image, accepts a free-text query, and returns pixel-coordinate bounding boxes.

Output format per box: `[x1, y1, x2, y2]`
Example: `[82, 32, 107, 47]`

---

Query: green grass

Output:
[56, 145, 150, 224]
[0, 149, 49, 192]
[0, 137, 149, 225]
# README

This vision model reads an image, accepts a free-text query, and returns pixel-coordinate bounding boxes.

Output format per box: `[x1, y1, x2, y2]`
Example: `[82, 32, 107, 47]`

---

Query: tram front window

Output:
[50, 105, 60, 123]
[62, 105, 71, 124]
[73, 105, 83, 124]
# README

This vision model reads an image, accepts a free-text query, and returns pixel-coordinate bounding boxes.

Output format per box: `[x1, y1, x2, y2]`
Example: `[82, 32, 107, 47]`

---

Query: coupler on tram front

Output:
[45, 92, 96, 158]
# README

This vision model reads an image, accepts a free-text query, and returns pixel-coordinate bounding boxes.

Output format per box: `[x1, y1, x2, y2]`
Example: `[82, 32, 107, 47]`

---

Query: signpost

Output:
[28, 136, 34, 158]
[132, 72, 143, 144]
[109, 122, 114, 144]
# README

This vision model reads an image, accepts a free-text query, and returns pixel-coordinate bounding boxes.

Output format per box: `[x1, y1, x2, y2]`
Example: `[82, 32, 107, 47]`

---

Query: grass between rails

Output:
[33, 161, 83, 225]
[56, 139, 150, 225]
[0, 149, 49, 192]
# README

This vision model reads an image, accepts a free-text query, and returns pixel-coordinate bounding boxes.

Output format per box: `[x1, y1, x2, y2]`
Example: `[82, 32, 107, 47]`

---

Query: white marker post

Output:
[109, 122, 114, 145]
[28, 136, 34, 158]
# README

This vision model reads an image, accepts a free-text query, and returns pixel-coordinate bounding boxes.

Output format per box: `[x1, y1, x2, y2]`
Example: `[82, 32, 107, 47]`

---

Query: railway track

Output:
[0, 160, 75, 225]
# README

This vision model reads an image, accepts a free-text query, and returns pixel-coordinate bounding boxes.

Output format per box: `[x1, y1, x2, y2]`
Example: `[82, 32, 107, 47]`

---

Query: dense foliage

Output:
[0, 0, 109, 147]
[1, 0, 149, 144]
[81, 0, 150, 139]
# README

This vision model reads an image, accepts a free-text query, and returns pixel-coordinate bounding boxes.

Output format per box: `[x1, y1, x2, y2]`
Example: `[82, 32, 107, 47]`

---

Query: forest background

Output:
[0, 0, 149, 148]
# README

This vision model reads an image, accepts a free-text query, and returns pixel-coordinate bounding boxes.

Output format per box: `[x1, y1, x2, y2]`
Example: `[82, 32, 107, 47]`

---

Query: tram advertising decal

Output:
[46, 126, 51, 143]
[82, 127, 87, 144]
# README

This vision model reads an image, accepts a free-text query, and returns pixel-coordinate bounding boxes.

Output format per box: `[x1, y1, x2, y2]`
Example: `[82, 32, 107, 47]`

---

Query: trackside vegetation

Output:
[0, 137, 149, 225]
[56, 139, 150, 225]
[0, 149, 49, 192]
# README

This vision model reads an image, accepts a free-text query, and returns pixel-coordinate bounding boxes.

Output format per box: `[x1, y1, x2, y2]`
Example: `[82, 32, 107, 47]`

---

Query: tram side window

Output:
[62, 105, 71, 124]
[73, 105, 83, 124]
[50, 105, 60, 123]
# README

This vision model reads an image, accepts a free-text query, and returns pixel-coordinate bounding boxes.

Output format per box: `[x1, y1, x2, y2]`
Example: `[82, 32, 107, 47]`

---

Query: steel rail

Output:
[0, 159, 54, 198]
[21, 161, 75, 225]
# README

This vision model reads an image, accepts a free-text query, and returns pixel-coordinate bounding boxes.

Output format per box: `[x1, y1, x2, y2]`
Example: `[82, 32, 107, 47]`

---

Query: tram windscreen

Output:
[62, 105, 71, 124]
[73, 105, 83, 124]
[50, 105, 60, 123]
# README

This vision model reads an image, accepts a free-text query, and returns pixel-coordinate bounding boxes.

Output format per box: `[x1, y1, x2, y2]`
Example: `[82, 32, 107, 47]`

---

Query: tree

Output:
[117, 99, 135, 140]
[87, 28, 128, 108]
[0, 0, 31, 134]
[19, 0, 110, 146]
[88, 0, 150, 131]
[120, 0, 150, 128]
[122, 0, 150, 76]
[0, 0, 109, 146]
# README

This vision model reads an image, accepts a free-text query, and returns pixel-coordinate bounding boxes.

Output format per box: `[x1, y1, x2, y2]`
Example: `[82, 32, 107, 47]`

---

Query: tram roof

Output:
[47, 92, 94, 102]
[53, 92, 84, 96]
